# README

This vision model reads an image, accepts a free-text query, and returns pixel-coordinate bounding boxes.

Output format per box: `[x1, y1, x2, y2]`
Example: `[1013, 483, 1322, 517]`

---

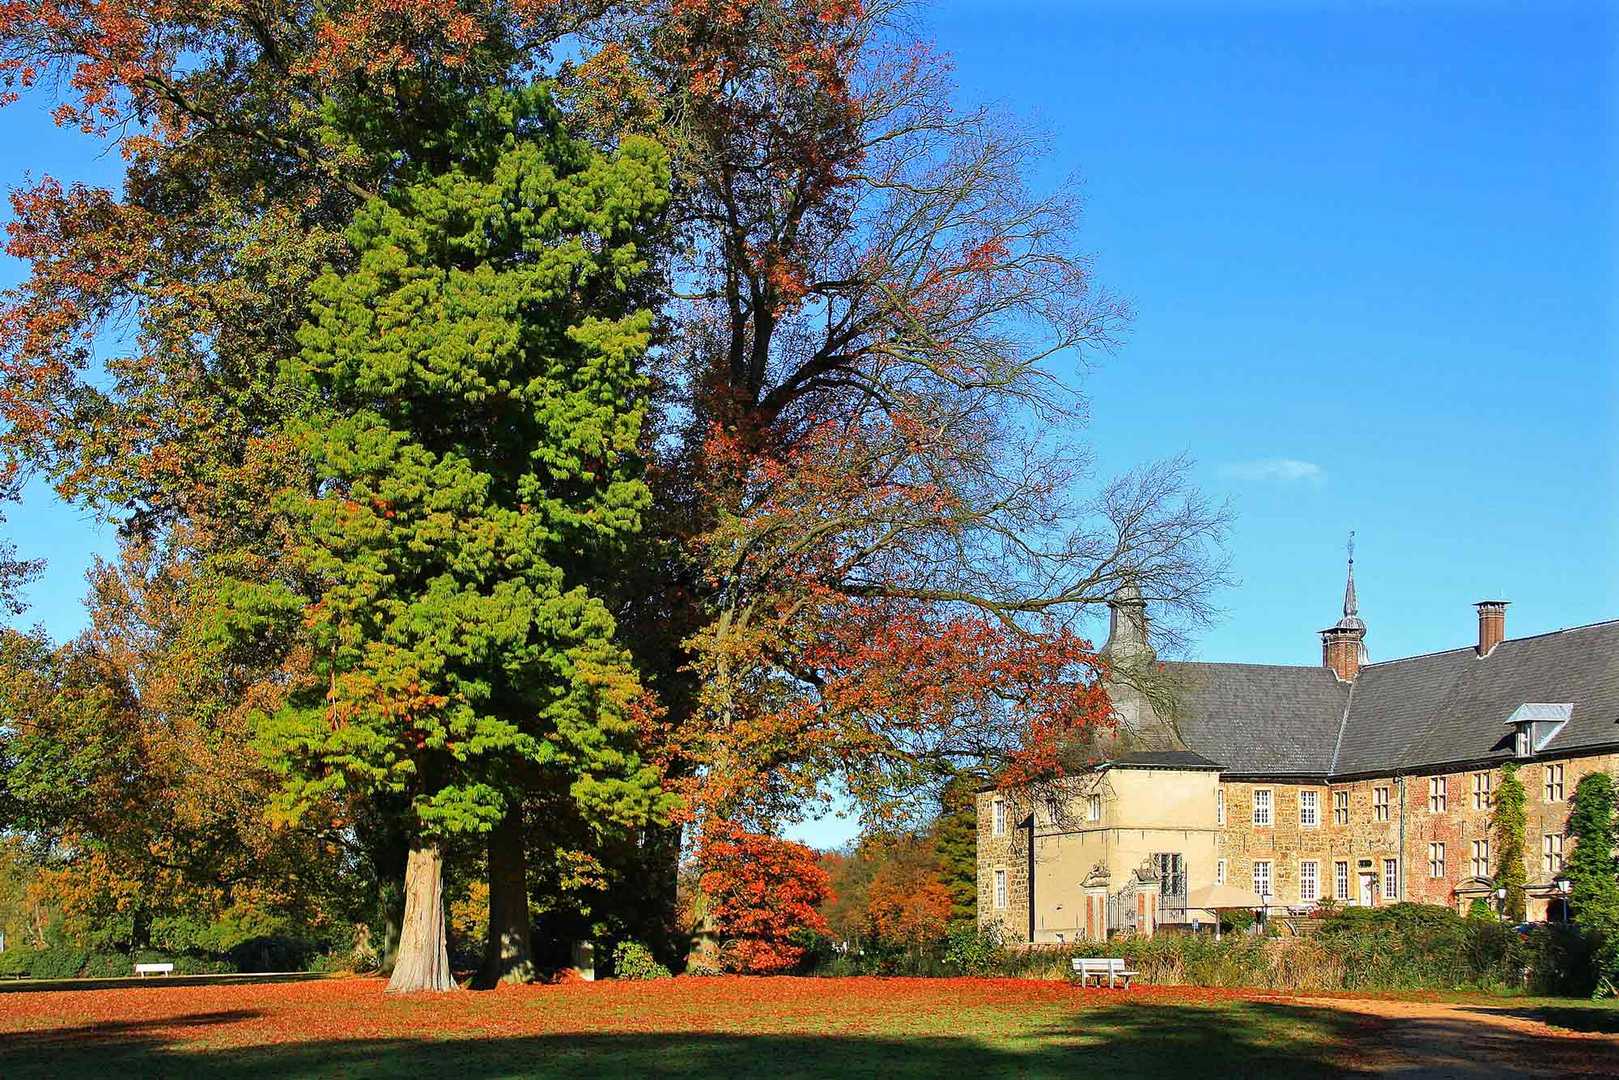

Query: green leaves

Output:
[251, 85, 674, 843]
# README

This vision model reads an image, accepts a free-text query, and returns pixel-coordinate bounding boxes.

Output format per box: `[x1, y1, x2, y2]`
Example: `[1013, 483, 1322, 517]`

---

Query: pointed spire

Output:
[1343, 530, 1358, 620]
[1321, 532, 1368, 679]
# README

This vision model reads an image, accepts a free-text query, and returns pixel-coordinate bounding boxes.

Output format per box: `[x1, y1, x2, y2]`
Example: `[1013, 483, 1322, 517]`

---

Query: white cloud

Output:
[1220, 458, 1326, 485]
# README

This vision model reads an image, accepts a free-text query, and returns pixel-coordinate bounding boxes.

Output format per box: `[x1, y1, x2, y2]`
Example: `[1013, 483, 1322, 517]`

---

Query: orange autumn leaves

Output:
[698, 822, 831, 974]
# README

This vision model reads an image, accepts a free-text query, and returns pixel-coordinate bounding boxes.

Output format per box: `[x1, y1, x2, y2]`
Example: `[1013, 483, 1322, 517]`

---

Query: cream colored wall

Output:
[1022, 767, 1221, 942]
[979, 752, 1619, 938]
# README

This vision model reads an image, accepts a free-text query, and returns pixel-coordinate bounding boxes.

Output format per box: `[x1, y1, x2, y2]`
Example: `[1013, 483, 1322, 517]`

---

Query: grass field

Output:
[2, 975, 1616, 1078]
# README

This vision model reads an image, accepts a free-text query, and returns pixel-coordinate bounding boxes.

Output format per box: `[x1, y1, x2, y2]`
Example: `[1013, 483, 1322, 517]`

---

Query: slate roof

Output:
[1162, 663, 1347, 777]
[1109, 749, 1225, 770]
[1160, 619, 1619, 780]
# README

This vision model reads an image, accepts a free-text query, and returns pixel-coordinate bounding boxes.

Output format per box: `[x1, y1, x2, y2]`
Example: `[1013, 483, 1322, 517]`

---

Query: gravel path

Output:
[1300, 996, 1619, 1078]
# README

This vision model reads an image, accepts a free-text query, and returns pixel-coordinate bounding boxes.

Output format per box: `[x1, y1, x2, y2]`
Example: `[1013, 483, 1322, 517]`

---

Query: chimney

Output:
[1476, 600, 1508, 657]
[1320, 626, 1364, 682]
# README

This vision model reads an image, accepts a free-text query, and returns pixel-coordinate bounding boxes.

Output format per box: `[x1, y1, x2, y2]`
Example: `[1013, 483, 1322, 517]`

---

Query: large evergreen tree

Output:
[243, 87, 675, 992]
[930, 777, 980, 927]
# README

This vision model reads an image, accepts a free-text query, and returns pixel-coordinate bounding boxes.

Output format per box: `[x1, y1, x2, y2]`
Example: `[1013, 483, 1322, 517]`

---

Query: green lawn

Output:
[0, 976, 1379, 1079]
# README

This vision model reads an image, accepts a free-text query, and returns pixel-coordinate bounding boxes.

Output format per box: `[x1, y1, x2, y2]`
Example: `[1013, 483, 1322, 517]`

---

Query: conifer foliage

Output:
[245, 88, 675, 992]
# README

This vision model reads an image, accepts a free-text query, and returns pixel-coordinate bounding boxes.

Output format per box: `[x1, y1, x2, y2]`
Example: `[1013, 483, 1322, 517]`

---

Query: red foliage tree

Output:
[697, 822, 832, 973]
[593, 0, 1230, 832]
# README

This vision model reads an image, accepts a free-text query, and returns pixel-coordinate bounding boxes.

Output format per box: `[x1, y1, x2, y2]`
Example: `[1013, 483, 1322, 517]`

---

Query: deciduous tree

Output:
[697, 822, 831, 973]
[582, 0, 1228, 835]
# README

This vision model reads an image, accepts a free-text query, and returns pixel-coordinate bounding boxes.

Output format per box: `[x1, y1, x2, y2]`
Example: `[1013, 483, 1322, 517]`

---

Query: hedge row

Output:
[0, 935, 354, 981]
[808, 904, 1598, 994]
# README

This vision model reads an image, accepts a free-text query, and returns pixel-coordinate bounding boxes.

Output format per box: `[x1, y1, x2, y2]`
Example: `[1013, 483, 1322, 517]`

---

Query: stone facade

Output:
[982, 753, 1616, 940]
[976, 572, 1618, 939]
[1217, 754, 1615, 918]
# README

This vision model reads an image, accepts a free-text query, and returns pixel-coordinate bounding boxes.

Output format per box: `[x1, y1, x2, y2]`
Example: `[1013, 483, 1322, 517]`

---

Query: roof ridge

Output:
[1329, 675, 1355, 775]
[1362, 617, 1619, 669]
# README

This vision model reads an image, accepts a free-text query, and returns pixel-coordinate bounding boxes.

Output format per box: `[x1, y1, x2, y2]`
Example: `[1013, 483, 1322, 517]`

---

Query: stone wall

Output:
[976, 789, 1030, 937]
[980, 753, 1619, 931]
[1216, 753, 1619, 915]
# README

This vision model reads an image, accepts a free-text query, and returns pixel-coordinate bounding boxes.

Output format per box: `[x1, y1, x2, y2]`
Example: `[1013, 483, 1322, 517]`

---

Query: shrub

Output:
[227, 935, 319, 973]
[613, 940, 672, 981]
[943, 924, 1006, 976]
[173, 955, 237, 976]
[0, 949, 36, 977]
[28, 947, 88, 979]
[80, 952, 133, 979]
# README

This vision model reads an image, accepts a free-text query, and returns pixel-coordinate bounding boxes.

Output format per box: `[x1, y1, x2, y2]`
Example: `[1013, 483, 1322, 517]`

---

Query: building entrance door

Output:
[1358, 873, 1376, 907]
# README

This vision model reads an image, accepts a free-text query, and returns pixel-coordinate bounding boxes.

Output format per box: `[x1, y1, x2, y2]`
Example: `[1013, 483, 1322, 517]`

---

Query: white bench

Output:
[133, 962, 174, 978]
[1070, 957, 1137, 989]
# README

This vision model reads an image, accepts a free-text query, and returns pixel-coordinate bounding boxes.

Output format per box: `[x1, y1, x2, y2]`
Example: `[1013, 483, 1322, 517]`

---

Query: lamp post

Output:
[1555, 877, 1572, 923]
[1494, 886, 1508, 923]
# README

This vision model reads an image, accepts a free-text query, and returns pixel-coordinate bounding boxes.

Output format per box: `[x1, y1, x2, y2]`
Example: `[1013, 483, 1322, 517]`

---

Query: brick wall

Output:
[1216, 753, 1619, 911]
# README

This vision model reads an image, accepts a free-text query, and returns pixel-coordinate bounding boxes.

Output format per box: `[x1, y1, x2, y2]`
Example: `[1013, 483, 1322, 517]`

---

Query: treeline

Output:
[0, 1, 1229, 990]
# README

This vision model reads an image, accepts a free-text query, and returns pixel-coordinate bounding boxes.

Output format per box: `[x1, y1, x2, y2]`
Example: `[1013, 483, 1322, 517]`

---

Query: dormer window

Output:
[1505, 703, 1573, 758]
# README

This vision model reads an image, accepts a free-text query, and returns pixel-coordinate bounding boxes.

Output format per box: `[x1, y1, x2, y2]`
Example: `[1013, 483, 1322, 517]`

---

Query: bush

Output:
[80, 952, 133, 979]
[28, 947, 88, 980]
[1526, 922, 1597, 996]
[227, 935, 319, 973]
[0, 949, 36, 977]
[173, 954, 237, 976]
[802, 902, 1555, 993]
[943, 924, 1005, 976]
[613, 940, 672, 981]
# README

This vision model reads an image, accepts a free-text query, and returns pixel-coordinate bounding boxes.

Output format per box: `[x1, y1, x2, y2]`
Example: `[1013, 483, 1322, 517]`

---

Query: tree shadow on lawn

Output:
[0, 1001, 1380, 1080]
[1461, 1003, 1619, 1035]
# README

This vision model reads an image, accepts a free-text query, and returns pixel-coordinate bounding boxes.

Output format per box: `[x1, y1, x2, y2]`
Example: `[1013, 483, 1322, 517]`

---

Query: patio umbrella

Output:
[1185, 883, 1264, 940]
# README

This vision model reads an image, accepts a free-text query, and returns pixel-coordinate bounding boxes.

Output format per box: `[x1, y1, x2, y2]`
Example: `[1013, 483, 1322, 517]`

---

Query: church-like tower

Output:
[1320, 535, 1368, 681]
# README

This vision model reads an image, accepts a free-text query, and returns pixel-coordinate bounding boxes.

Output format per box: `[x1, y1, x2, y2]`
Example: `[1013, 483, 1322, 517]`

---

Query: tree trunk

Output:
[386, 843, 459, 993]
[476, 804, 535, 987]
[377, 877, 405, 976]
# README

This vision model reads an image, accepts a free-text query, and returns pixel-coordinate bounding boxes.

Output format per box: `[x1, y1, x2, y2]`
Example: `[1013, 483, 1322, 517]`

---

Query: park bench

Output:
[133, 962, 174, 978]
[1070, 957, 1137, 989]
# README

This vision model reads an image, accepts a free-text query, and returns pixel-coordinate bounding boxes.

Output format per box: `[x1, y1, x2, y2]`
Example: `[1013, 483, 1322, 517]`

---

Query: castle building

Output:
[977, 560, 1619, 942]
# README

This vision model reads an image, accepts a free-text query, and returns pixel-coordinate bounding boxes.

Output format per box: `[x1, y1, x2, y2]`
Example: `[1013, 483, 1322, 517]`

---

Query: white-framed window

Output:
[1545, 764, 1565, 803]
[1253, 860, 1272, 900]
[1216, 788, 1225, 826]
[1253, 789, 1273, 827]
[1472, 839, 1490, 878]
[1300, 860, 1319, 903]
[1087, 794, 1101, 822]
[1428, 842, 1445, 878]
[1544, 833, 1564, 875]
[1333, 790, 1350, 825]
[1428, 776, 1446, 813]
[1216, 859, 1227, 885]
[992, 797, 1006, 837]
[993, 868, 1008, 909]
[1473, 771, 1492, 810]
[1299, 790, 1319, 828]
[1334, 860, 1350, 900]
[1383, 858, 1399, 900]
[1373, 786, 1390, 822]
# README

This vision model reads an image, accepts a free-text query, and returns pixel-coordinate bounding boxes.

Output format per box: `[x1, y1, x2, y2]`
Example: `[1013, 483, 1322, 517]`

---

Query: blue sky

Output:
[3, 2, 1615, 848]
